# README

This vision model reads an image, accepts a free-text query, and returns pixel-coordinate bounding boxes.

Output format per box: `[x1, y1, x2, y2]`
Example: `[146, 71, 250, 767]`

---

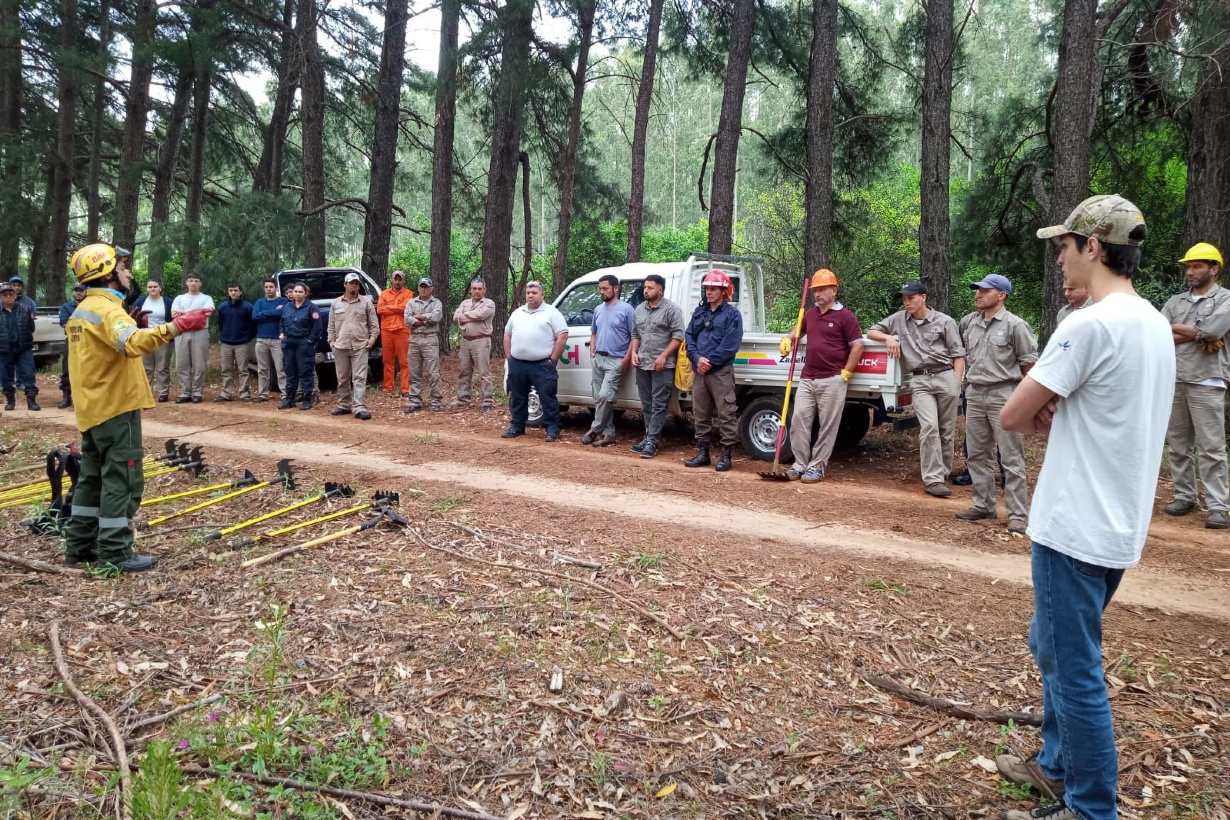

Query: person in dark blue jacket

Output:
[215, 281, 255, 402]
[1, 282, 38, 411]
[251, 278, 288, 402]
[56, 283, 86, 408]
[279, 281, 322, 411]
[683, 270, 744, 472]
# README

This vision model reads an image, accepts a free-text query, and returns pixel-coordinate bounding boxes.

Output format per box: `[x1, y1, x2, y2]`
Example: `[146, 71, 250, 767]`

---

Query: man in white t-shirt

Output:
[502, 280, 568, 442]
[996, 195, 1174, 820]
[171, 273, 215, 402]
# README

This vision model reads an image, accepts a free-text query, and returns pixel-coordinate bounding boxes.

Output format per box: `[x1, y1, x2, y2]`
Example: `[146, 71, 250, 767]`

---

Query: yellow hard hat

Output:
[809, 268, 839, 289]
[70, 243, 121, 284]
[1178, 242, 1223, 267]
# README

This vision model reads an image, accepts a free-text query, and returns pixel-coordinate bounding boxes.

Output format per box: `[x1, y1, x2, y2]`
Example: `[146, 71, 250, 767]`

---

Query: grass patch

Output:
[864, 577, 907, 595]
[430, 495, 468, 513]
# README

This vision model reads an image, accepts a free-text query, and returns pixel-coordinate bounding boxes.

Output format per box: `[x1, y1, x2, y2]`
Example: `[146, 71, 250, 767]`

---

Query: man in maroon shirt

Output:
[781, 269, 865, 482]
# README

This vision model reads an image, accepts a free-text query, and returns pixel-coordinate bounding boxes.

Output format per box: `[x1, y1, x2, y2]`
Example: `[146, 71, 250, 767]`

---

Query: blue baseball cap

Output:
[8, 275, 22, 283]
[969, 274, 1013, 295]
[418, 277, 433, 287]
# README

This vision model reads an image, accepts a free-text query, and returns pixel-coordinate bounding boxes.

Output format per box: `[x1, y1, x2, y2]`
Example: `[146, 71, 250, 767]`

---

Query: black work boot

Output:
[299, 393, 313, 411]
[26, 396, 40, 411]
[684, 441, 710, 468]
[57, 395, 72, 409]
[278, 396, 295, 410]
[714, 445, 733, 472]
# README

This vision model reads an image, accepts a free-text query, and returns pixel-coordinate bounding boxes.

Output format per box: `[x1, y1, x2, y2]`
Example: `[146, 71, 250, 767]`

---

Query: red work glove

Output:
[172, 308, 211, 334]
[128, 306, 151, 328]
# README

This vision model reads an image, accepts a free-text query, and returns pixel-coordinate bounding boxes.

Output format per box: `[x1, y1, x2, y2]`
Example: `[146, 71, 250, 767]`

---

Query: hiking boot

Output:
[1008, 519, 1028, 535]
[630, 439, 647, 453]
[581, 430, 598, 446]
[253, 396, 268, 403]
[953, 470, 973, 486]
[639, 440, 658, 459]
[213, 395, 231, 403]
[995, 753, 1065, 801]
[1164, 498, 1196, 516]
[450, 400, 471, 410]
[299, 398, 313, 411]
[480, 405, 492, 412]
[956, 506, 997, 521]
[1206, 510, 1229, 529]
[26, 397, 40, 411]
[595, 435, 617, 447]
[714, 445, 733, 472]
[404, 404, 422, 414]
[801, 467, 824, 484]
[430, 404, 443, 412]
[925, 483, 952, 498]
[355, 410, 372, 420]
[501, 427, 525, 439]
[96, 554, 158, 574]
[157, 395, 169, 403]
[192, 396, 202, 403]
[684, 442, 710, 468]
[331, 407, 351, 416]
[175, 396, 191, 404]
[4, 395, 14, 411]
[1000, 804, 1078, 820]
[57, 397, 72, 409]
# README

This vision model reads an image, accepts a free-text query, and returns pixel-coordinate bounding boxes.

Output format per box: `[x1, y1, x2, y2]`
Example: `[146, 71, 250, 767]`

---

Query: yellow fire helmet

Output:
[1178, 242, 1224, 267]
[70, 243, 131, 285]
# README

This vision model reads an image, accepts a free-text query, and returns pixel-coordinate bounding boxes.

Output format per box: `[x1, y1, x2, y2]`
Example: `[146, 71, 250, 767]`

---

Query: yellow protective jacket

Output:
[67, 289, 180, 432]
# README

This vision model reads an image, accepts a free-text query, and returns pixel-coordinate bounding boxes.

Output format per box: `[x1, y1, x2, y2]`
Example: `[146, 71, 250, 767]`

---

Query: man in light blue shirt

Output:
[582, 274, 636, 446]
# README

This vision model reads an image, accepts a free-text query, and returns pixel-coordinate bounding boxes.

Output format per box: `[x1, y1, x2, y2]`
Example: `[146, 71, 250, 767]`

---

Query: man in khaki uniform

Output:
[452, 278, 496, 410]
[404, 276, 443, 412]
[1056, 277, 1091, 326]
[868, 281, 966, 497]
[327, 272, 379, 420]
[1161, 242, 1230, 529]
[956, 274, 1038, 534]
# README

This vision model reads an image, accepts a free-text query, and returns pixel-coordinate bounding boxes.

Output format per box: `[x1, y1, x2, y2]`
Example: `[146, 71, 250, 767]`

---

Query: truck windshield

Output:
[285, 271, 350, 301]
[557, 280, 645, 327]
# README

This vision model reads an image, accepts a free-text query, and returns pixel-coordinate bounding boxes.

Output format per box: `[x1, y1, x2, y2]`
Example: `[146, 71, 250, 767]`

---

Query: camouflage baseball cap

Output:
[1037, 194, 1146, 245]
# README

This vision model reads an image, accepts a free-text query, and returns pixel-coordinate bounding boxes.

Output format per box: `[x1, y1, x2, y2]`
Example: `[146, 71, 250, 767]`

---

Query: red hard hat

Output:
[701, 269, 733, 297]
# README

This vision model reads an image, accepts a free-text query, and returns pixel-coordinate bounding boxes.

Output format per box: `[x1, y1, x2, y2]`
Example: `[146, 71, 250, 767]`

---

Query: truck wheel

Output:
[737, 394, 793, 463]
[834, 403, 872, 449]
[526, 389, 543, 428]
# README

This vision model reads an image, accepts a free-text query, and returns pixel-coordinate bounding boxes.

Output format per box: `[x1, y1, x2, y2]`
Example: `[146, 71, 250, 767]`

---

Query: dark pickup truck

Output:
[272, 266, 384, 387]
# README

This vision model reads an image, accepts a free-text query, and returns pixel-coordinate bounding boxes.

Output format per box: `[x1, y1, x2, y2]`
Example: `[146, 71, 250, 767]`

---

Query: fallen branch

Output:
[861, 673, 1042, 727]
[181, 766, 503, 820]
[48, 621, 133, 820]
[434, 523, 688, 640]
[0, 550, 83, 576]
[552, 552, 603, 570]
[127, 693, 225, 734]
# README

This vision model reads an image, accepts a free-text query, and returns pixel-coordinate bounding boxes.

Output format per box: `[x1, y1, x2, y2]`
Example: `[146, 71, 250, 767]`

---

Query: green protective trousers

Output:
[65, 409, 145, 563]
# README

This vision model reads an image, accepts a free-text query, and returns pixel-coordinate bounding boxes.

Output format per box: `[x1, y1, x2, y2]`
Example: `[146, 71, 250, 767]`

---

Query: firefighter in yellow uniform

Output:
[65, 244, 211, 572]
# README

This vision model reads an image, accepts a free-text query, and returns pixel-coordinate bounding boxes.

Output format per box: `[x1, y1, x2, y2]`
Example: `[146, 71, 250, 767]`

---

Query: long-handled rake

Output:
[231, 491, 399, 548]
[203, 483, 354, 541]
[759, 277, 812, 480]
[242, 501, 409, 569]
[143, 460, 295, 528]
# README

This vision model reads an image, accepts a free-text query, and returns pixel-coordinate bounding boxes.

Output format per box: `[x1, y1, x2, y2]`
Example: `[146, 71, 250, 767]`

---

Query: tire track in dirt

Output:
[31, 410, 1230, 621]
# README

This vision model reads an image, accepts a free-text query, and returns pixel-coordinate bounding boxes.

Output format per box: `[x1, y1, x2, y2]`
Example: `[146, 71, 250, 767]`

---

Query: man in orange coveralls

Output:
[376, 270, 412, 396]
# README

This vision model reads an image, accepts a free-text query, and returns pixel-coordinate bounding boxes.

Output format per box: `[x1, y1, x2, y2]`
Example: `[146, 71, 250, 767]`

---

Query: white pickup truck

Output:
[524, 253, 912, 461]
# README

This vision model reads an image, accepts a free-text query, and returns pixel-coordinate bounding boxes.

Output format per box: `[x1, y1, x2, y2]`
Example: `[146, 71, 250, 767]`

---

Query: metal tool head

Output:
[177, 442, 190, 459]
[275, 459, 296, 490]
[235, 469, 259, 488]
[757, 469, 792, 481]
[324, 482, 354, 498]
[163, 439, 178, 457]
[360, 504, 410, 531]
[381, 507, 411, 527]
[371, 490, 399, 506]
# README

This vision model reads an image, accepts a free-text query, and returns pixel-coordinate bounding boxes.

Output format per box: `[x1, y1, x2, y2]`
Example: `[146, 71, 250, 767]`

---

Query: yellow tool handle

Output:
[145, 480, 271, 527]
[779, 306, 806, 423]
[142, 481, 236, 507]
[250, 503, 370, 543]
[241, 523, 363, 569]
[0, 492, 50, 509]
[220, 493, 324, 537]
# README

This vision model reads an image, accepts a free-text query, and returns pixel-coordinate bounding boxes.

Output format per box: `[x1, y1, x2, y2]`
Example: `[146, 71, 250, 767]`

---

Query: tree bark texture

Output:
[626, 0, 665, 263]
[919, 0, 954, 314]
[1040, 0, 1097, 344]
[1182, 37, 1230, 257]
[298, 0, 327, 267]
[146, 67, 194, 283]
[520, 151, 532, 303]
[182, 0, 216, 274]
[803, 0, 836, 275]
[550, 0, 596, 296]
[707, 0, 755, 256]
[254, 0, 297, 194]
[112, 0, 157, 251]
[430, 0, 460, 349]
[361, 0, 409, 287]
[86, 0, 113, 242]
[478, 0, 534, 344]
[47, 0, 79, 303]
[0, 0, 23, 278]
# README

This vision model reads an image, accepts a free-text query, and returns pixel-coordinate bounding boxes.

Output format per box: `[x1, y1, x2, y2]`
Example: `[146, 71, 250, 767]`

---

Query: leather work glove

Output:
[779, 336, 793, 357]
[128, 306, 150, 329]
[841, 369, 852, 382]
[172, 308, 211, 334]
[1200, 338, 1225, 354]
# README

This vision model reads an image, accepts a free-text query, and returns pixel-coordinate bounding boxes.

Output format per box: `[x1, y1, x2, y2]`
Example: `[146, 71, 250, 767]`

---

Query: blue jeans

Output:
[1, 350, 37, 396]
[1030, 542, 1124, 820]
[506, 357, 560, 435]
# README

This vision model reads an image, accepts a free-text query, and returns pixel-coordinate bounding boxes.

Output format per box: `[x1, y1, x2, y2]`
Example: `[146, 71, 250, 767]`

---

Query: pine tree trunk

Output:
[1182, 37, 1230, 257]
[298, 0, 327, 267]
[550, 0, 596, 296]
[146, 67, 194, 283]
[626, 0, 664, 263]
[112, 0, 157, 250]
[0, 0, 23, 278]
[518, 151, 533, 304]
[429, 0, 460, 349]
[27, 164, 56, 289]
[254, 0, 297, 194]
[1040, 0, 1097, 344]
[182, 37, 212, 274]
[85, 0, 113, 242]
[361, 0, 409, 287]
[707, 0, 755, 256]
[47, 0, 79, 303]
[803, 0, 836, 274]
[478, 0, 534, 344]
[919, 0, 953, 314]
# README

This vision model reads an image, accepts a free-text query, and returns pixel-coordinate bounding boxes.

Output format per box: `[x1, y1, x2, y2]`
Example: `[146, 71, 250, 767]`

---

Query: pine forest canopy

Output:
[0, 0, 1226, 346]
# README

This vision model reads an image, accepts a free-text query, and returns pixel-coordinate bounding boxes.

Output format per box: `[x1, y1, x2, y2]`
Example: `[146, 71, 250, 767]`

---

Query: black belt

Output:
[911, 364, 953, 376]
[596, 351, 612, 357]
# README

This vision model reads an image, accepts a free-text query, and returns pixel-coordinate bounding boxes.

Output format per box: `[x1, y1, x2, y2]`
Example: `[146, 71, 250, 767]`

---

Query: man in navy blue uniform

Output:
[215, 281, 255, 402]
[279, 281, 322, 411]
[683, 270, 743, 471]
[1, 281, 38, 411]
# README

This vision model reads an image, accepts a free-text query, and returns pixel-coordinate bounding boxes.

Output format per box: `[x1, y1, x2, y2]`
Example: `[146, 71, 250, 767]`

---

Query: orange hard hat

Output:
[809, 268, 838, 289]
